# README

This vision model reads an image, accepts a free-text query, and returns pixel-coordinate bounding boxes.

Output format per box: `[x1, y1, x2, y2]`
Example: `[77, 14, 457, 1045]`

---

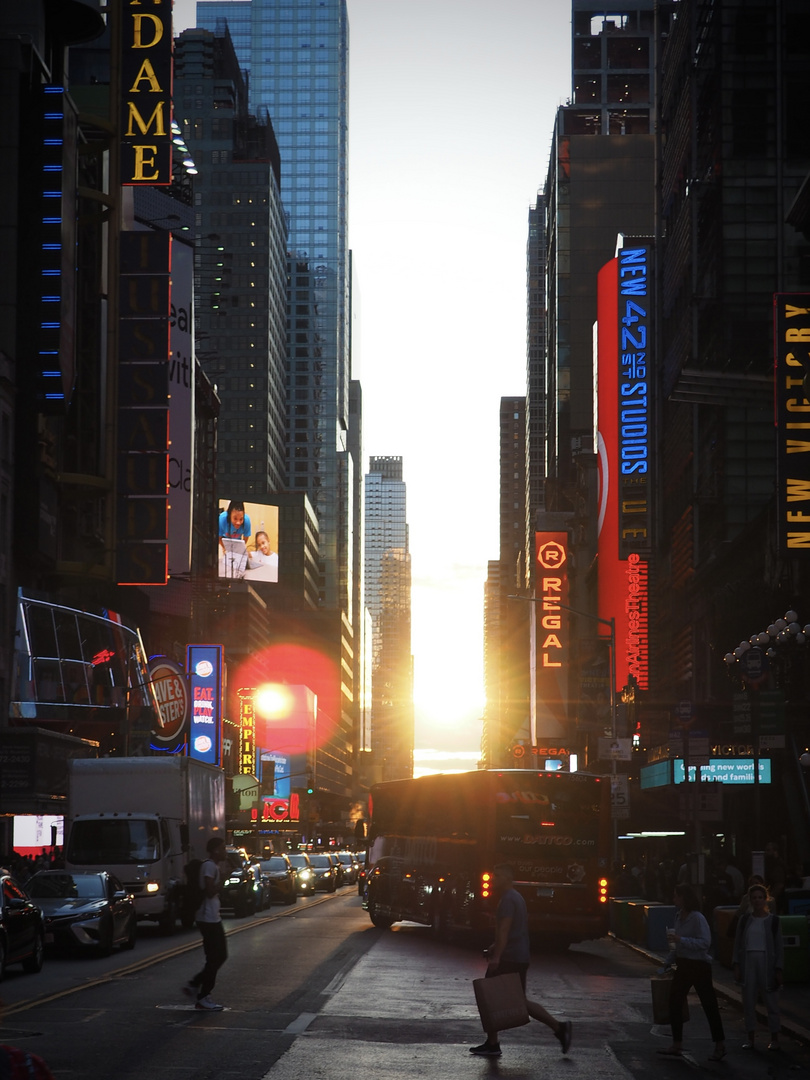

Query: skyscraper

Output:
[364, 457, 413, 781]
[197, 0, 352, 613]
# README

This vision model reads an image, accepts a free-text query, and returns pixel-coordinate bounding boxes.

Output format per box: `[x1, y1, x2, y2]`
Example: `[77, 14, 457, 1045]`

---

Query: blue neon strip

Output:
[41, 371, 61, 377]
[41, 270, 61, 276]
[43, 139, 63, 146]
[45, 394, 65, 400]
[42, 244, 61, 250]
[41, 322, 60, 329]
[43, 113, 64, 120]
[44, 86, 64, 93]
[43, 165, 62, 172]
[38, 351, 58, 355]
[42, 218, 62, 224]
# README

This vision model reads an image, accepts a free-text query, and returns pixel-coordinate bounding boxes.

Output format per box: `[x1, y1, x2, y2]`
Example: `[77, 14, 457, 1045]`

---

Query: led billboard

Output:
[218, 500, 279, 582]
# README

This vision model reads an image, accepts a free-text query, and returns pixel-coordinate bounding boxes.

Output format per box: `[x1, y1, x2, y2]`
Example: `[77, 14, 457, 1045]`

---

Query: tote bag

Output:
[650, 974, 690, 1024]
[473, 973, 530, 1032]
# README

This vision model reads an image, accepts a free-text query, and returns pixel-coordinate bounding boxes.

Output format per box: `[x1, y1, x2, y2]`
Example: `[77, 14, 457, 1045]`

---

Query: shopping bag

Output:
[473, 972, 530, 1032]
[650, 975, 689, 1024]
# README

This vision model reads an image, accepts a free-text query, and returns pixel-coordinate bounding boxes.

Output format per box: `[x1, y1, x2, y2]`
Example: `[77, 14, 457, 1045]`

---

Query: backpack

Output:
[0, 1046, 55, 1080]
[183, 858, 205, 915]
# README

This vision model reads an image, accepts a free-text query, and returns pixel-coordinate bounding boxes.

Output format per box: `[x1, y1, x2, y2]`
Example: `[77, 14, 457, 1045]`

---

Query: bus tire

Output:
[369, 902, 394, 929]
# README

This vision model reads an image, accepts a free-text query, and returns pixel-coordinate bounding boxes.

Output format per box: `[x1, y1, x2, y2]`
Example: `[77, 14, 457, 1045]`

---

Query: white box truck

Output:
[65, 756, 225, 932]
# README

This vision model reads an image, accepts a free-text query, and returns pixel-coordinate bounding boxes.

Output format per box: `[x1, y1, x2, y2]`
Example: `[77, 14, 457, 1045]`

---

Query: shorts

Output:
[487, 960, 528, 991]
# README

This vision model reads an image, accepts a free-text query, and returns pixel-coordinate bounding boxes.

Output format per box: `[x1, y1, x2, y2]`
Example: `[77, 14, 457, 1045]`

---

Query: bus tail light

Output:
[481, 871, 492, 899]
[598, 877, 608, 904]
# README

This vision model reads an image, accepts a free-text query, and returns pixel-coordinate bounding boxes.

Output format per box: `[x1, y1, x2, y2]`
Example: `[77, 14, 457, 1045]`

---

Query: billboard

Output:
[597, 248, 650, 692]
[218, 499, 279, 582]
[774, 294, 810, 553]
[531, 532, 569, 742]
[186, 645, 223, 765]
[120, 0, 173, 185]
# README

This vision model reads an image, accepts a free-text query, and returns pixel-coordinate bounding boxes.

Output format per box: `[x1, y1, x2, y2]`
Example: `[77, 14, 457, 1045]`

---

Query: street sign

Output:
[687, 735, 710, 766]
[599, 737, 633, 761]
[611, 774, 630, 819]
[759, 734, 785, 750]
[679, 785, 723, 821]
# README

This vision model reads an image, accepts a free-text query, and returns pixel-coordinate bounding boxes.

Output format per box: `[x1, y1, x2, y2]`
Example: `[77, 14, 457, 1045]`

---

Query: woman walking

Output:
[658, 883, 726, 1062]
[732, 883, 784, 1050]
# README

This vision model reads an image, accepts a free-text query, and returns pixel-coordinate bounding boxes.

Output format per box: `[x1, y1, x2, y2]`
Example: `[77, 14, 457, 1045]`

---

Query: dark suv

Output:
[220, 848, 263, 918]
[0, 875, 46, 978]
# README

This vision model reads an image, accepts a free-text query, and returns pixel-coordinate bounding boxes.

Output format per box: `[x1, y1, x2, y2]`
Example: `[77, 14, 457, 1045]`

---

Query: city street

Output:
[2, 889, 810, 1080]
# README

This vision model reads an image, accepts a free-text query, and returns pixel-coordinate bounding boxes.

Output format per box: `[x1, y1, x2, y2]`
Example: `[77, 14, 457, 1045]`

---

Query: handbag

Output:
[650, 974, 690, 1024]
[473, 972, 530, 1032]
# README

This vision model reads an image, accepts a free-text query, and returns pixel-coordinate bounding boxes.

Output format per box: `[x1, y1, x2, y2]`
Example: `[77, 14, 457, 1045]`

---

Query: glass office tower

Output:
[197, 0, 351, 612]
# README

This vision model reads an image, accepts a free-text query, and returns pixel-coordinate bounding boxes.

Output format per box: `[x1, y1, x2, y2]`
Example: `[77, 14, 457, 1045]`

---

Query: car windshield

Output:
[262, 858, 288, 871]
[338, 854, 354, 864]
[288, 855, 310, 868]
[309, 855, 331, 867]
[66, 818, 160, 865]
[28, 874, 105, 900]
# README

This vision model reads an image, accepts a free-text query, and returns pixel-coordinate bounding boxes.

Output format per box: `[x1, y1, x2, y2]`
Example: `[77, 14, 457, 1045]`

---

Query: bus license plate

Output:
[536, 887, 554, 898]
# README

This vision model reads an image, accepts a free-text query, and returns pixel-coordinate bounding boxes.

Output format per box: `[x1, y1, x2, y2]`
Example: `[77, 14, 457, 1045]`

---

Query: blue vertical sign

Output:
[186, 645, 223, 765]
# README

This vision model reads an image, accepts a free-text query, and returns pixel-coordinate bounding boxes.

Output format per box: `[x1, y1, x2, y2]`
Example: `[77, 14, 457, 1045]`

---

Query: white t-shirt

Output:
[196, 857, 222, 924]
[745, 915, 767, 953]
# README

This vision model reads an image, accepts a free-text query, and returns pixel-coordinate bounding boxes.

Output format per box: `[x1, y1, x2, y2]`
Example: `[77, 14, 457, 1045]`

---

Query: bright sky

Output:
[172, 0, 573, 770]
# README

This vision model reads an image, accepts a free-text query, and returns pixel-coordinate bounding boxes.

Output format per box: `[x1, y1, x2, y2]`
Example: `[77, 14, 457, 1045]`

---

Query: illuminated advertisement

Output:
[147, 655, 189, 746]
[186, 645, 223, 765]
[531, 532, 569, 742]
[617, 245, 652, 558]
[218, 500, 279, 582]
[120, 0, 173, 185]
[774, 294, 810, 553]
[238, 688, 257, 775]
[597, 249, 650, 692]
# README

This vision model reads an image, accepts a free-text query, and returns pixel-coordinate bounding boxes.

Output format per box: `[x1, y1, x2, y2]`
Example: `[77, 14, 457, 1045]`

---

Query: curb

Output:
[610, 932, 810, 1047]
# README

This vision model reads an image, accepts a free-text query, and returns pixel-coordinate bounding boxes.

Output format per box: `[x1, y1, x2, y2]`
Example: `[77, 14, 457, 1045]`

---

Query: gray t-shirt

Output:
[498, 887, 530, 964]
[196, 857, 222, 924]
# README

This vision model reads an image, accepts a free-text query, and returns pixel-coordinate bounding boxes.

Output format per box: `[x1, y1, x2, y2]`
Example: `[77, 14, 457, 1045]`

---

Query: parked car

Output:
[26, 870, 136, 955]
[220, 847, 263, 917]
[306, 853, 338, 892]
[336, 852, 359, 886]
[258, 855, 297, 906]
[287, 852, 316, 895]
[0, 875, 46, 978]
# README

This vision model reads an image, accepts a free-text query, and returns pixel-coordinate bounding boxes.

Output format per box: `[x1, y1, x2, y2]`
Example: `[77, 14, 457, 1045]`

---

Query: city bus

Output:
[364, 769, 611, 942]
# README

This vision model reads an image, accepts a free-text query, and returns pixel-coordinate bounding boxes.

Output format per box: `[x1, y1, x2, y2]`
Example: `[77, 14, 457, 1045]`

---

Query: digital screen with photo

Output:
[218, 500, 279, 582]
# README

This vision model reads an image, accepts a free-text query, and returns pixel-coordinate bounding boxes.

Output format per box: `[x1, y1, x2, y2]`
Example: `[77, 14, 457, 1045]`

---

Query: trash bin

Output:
[645, 904, 677, 953]
[713, 906, 739, 969]
[627, 900, 647, 945]
[779, 914, 809, 984]
[610, 897, 642, 939]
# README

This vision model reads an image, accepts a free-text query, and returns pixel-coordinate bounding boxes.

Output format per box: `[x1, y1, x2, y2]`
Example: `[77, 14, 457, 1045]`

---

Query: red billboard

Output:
[597, 252, 649, 692]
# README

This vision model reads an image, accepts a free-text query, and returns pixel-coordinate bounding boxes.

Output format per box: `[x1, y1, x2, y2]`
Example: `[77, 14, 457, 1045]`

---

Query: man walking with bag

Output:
[469, 864, 572, 1057]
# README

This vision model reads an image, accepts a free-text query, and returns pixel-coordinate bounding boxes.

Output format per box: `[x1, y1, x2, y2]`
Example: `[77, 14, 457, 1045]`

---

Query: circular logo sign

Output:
[194, 735, 213, 754]
[537, 541, 567, 570]
[195, 659, 214, 678]
[147, 656, 190, 742]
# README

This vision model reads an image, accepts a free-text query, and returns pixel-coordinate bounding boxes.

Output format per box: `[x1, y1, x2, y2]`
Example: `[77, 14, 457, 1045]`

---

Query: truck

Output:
[64, 756, 226, 933]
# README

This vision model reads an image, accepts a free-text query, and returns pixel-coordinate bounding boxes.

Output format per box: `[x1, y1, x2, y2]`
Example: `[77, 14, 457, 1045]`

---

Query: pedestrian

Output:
[183, 836, 228, 1011]
[732, 883, 783, 1050]
[469, 864, 572, 1058]
[658, 883, 726, 1062]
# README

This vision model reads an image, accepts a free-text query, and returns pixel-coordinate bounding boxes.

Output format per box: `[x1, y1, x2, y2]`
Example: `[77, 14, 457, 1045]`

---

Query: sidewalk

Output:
[614, 932, 810, 1045]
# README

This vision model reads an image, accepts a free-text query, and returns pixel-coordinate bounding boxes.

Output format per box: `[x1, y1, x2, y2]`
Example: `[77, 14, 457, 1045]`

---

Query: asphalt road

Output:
[2, 892, 810, 1080]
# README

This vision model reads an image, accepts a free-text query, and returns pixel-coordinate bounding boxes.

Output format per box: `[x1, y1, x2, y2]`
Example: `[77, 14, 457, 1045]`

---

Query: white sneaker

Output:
[195, 995, 224, 1011]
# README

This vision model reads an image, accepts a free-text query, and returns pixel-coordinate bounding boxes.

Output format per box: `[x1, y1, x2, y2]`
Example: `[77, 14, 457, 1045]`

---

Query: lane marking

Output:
[284, 1012, 317, 1034]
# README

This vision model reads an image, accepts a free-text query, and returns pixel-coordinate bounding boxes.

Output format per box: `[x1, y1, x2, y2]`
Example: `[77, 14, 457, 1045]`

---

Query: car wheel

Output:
[120, 917, 137, 951]
[22, 931, 45, 973]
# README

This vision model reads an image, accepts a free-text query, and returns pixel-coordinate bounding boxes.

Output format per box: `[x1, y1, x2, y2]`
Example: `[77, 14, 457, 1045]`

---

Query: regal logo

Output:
[120, 0, 173, 185]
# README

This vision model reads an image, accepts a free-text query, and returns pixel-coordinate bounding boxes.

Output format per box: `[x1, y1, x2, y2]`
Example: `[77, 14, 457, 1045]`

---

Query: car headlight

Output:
[145, 881, 160, 894]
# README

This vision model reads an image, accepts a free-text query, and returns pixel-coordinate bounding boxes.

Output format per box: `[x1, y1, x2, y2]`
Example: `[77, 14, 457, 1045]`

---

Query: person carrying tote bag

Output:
[657, 883, 726, 1062]
[732, 883, 784, 1050]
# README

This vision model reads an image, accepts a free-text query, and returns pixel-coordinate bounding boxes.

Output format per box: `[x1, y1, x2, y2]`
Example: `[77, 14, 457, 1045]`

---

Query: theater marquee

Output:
[774, 294, 810, 553]
[120, 0, 173, 185]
